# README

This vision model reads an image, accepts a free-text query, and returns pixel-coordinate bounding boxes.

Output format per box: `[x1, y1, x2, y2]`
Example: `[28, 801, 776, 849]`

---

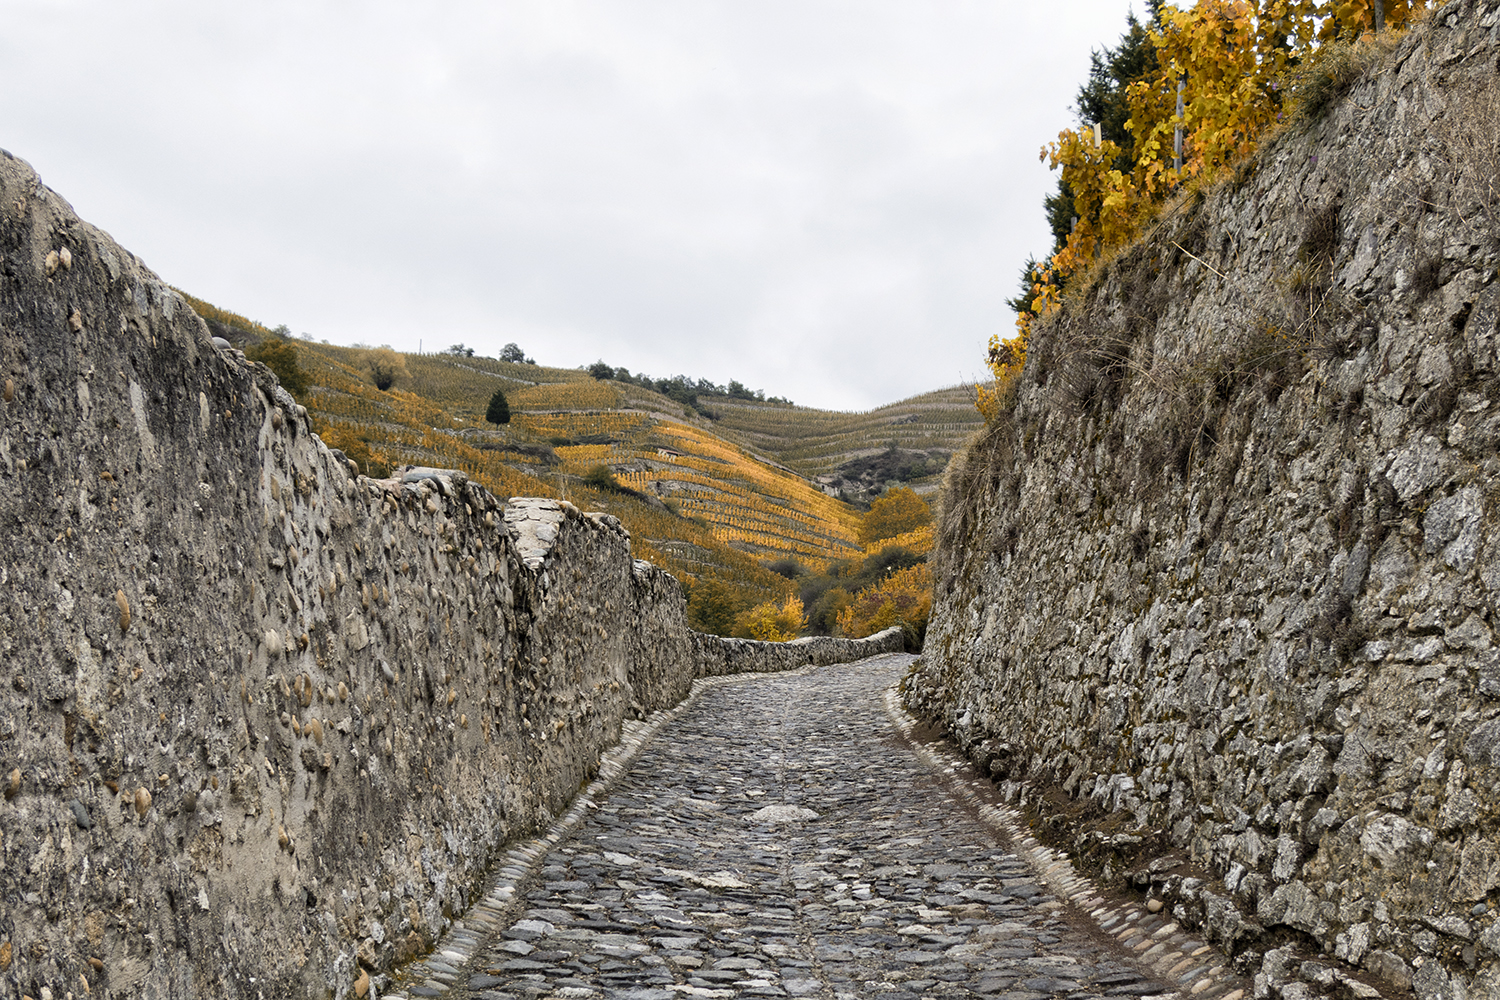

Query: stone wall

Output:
[908, 3, 1500, 998]
[0, 150, 902, 1000]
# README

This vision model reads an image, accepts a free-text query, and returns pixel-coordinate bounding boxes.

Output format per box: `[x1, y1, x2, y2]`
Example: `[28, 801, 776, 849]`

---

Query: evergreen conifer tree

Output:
[485, 388, 511, 425]
[1013, 3, 1163, 314]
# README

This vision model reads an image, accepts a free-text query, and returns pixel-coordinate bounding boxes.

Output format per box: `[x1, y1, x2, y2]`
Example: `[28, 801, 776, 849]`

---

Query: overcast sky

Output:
[2, 1, 1145, 411]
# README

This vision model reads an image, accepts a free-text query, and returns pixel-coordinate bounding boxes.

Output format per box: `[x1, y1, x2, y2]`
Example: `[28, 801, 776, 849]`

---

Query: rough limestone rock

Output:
[0, 149, 902, 999]
[909, 2, 1500, 997]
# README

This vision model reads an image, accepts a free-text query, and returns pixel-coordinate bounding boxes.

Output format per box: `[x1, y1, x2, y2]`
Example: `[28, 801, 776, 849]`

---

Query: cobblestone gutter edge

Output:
[882, 686, 1256, 1000]
[382, 655, 910, 999]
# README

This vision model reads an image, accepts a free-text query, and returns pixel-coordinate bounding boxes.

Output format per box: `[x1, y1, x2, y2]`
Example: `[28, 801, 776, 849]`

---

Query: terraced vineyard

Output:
[693, 387, 984, 499]
[189, 292, 966, 629]
[617, 421, 863, 565]
[219, 339, 836, 617]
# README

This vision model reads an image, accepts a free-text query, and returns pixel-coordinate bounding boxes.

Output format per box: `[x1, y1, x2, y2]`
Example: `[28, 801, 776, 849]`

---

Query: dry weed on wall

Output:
[1443, 80, 1500, 237]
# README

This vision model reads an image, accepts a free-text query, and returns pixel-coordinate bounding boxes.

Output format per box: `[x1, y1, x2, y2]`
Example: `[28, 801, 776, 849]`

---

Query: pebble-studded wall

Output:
[0, 149, 902, 1000]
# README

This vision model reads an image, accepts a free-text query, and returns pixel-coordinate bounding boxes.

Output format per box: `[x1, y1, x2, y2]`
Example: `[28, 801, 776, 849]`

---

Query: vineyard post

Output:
[1373, 0, 1384, 32]
[1174, 76, 1185, 173]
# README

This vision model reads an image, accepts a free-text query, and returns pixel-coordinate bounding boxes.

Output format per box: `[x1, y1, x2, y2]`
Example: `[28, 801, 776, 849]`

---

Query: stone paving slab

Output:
[384, 654, 1250, 1000]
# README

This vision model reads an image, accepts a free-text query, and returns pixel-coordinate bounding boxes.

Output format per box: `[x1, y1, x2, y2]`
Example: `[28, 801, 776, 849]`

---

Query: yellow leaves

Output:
[984, 331, 1021, 380]
[974, 357, 1026, 423]
[974, 383, 1005, 423]
[513, 412, 647, 440]
[737, 594, 807, 642]
[1124, 0, 1285, 191]
[858, 487, 932, 547]
[617, 417, 863, 570]
[556, 444, 614, 474]
[1041, 122, 1152, 287]
[1100, 175, 1130, 212]
[866, 523, 934, 558]
[1019, 0, 1436, 397]
[512, 379, 621, 411]
[836, 563, 932, 641]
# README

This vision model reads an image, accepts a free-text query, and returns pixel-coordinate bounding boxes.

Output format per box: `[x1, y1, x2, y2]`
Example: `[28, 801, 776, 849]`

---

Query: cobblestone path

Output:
[388, 654, 1244, 1000]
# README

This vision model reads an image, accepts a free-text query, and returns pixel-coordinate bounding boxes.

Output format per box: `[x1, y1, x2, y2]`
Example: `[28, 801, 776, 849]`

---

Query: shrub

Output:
[837, 563, 932, 648]
[858, 487, 932, 546]
[245, 337, 308, 398]
[485, 388, 511, 425]
[582, 464, 619, 491]
[807, 586, 852, 634]
[864, 545, 924, 577]
[358, 347, 410, 391]
[737, 594, 807, 642]
[767, 558, 804, 580]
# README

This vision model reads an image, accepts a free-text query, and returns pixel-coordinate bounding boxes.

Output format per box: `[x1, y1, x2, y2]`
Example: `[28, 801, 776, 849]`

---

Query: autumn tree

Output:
[737, 594, 807, 642]
[837, 563, 932, 647]
[985, 0, 1433, 425]
[687, 578, 750, 636]
[1023, 4, 1162, 285]
[359, 346, 410, 391]
[245, 336, 308, 398]
[858, 487, 932, 547]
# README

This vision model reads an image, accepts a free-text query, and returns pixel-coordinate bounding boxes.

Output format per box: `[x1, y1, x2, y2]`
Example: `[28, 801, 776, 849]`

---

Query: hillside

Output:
[186, 300, 958, 630]
[696, 385, 983, 502]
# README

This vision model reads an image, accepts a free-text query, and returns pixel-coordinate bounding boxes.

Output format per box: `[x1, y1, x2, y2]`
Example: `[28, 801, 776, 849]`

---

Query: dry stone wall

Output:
[909, 4, 1500, 998]
[0, 150, 901, 1000]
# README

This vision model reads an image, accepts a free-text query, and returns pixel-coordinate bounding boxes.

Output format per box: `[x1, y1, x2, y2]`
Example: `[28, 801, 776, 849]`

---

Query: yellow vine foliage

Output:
[737, 594, 808, 642]
[1127, 0, 1300, 201]
[865, 523, 934, 558]
[513, 412, 647, 440]
[837, 563, 932, 640]
[988, 0, 1434, 427]
[651, 422, 863, 541]
[556, 444, 615, 473]
[512, 379, 621, 411]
